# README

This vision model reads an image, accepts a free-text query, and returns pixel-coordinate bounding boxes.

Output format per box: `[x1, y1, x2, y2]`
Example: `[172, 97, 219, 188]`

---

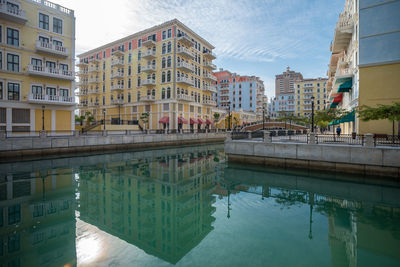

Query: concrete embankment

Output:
[0, 133, 226, 162]
[225, 140, 400, 178]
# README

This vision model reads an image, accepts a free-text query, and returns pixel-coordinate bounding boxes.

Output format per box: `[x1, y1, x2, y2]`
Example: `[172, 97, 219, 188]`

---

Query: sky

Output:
[57, 0, 344, 98]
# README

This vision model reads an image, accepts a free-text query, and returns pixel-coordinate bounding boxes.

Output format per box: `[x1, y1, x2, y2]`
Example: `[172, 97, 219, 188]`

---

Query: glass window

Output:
[162, 30, 166, 40]
[53, 17, 62, 34]
[46, 87, 56, 96]
[8, 205, 20, 225]
[46, 61, 56, 69]
[7, 54, 19, 72]
[138, 50, 141, 60]
[0, 25, 2, 43]
[138, 39, 141, 47]
[0, 51, 2, 70]
[168, 29, 172, 38]
[60, 89, 68, 97]
[53, 39, 62, 47]
[0, 81, 3, 100]
[32, 85, 42, 95]
[8, 233, 20, 253]
[39, 13, 49, 30]
[7, 28, 19, 46]
[39, 36, 49, 43]
[167, 42, 171, 53]
[128, 42, 132, 50]
[59, 63, 68, 71]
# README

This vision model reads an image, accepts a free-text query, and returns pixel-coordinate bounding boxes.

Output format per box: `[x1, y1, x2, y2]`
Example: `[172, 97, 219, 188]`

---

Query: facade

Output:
[294, 78, 328, 117]
[77, 19, 217, 132]
[214, 69, 266, 114]
[268, 94, 295, 118]
[0, 0, 76, 134]
[327, 0, 400, 135]
[275, 66, 303, 96]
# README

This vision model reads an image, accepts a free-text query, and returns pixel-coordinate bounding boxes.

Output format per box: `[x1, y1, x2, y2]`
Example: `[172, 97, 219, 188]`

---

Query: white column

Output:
[51, 109, 56, 132]
[71, 109, 75, 131]
[6, 108, 12, 132]
[30, 109, 35, 133]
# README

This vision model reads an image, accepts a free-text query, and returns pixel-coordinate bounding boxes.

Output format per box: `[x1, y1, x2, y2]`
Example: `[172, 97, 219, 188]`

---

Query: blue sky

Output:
[58, 0, 344, 97]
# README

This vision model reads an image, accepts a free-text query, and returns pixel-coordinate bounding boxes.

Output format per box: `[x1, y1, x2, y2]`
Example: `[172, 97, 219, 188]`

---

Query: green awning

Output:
[337, 80, 352, 93]
[341, 110, 355, 123]
[329, 102, 339, 109]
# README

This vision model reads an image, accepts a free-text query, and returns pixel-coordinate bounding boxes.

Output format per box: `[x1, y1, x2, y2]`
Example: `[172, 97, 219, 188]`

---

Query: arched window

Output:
[162, 72, 166, 83]
[152, 89, 155, 96]
[167, 70, 171, 82]
[167, 87, 171, 98]
[147, 89, 151, 96]
[162, 57, 166, 68]
[185, 89, 188, 95]
[167, 56, 171, 67]
[147, 74, 151, 80]
[162, 43, 166, 54]
[182, 88, 185, 94]
[152, 59, 156, 66]
[152, 73, 156, 80]
[137, 63, 141, 73]
[162, 88, 166, 99]
[167, 41, 171, 53]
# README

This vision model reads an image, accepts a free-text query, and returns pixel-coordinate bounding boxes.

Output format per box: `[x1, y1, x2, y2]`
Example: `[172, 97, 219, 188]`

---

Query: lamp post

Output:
[41, 105, 45, 131]
[311, 96, 315, 133]
[103, 109, 106, 131]
[227, 101, 231, 131]
[262, 106, 265, 130]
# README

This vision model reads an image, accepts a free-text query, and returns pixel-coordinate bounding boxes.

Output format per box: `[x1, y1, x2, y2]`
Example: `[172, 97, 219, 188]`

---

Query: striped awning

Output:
[337, 80, 352, 93]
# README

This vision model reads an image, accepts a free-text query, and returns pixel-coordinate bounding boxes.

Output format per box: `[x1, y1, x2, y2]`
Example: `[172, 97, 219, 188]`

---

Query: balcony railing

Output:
[142, 50, 156, 58]
[176, 61, 194, 72]
[143, 39, 156, 47]
[111, 84, 124, 91]
[202, 99, 217, 106]
[27, 65, 74, 80]
[77, 70, 88, 76]
[88, 66, 100, 72]
[203, 61, 216, 70]
[203, 50, 216, 59]
[141, 95, 156, 101]
[77, 80, 88, 86]
[203, 85, 217, 93]
[88, 88, 100, 94]
[111, 72, 124, 79]
[35, 41, 69, 57]
[203, 73, 217, 82]
[111, 59, 124, 67]
[111, 99, 124, 105]
[177, 35, 194, 46]
[0, 2, 27, 24]
[88, 102, 100, 107]
[177, 47, 195, 59]
[142, 79, 156, 86]
[142, 65, 156, 72]
[176, 76, 194, 86]
[176, 94, 194, 102]
[75, 91, 87, 96]
[112, 49, 124, 56]
[78, 103, 88, 108]
[28, 94, 75, 105]
[88, 78, 100, 83]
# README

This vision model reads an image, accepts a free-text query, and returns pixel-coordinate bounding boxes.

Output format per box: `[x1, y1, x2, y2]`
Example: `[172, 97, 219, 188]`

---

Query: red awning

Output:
[197, 118, 204, 124]
[178, 117, 188, 124]
[206, 119, 213, 125]
[332, 94, 343, 103]
[190, 118, 197, 124]
[159, 116, 169, 124]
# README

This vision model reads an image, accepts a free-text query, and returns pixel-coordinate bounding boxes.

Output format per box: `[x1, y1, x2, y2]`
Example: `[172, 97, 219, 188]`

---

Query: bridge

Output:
[241, 121, 307, 132]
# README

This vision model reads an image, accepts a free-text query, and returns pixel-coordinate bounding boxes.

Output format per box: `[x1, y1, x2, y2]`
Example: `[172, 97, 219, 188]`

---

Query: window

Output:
[137, 63, 141, 73]
[0, 25, 2, 43]
[0, 52, 1, 70]
[7, 28, 19, 46]
[129, 42, 132, 50]
[46, 61, 56, 69]
[162, 88, 165, 99]
[162, 72, 166, 83]
[128, 78, 131, 88]
[128, 66, 131, 75]
[162, 57, 166, 68]
[138, 50, 141, 60]
[59, 63, 68, 71]
[138, 39, 142, 47]
[167, 56, 171, 67]
[32, 85, 42, 95]
[46, 87, 56, 96]
[168, 29, 172, 38]
[128, 93, 131, 103]
[103, 51, 106, 58]
[7, 54, 19, 72]
[39, 13, 49, 30]
[128, 53, 132, 63]
[162, 43, 166, 54]
[8, 205, 20, 225]
[53, 17, 62, 34]
[167, 70, 171, 82]
[60, 89, 68, 97]
[167, 42, 171, 53]
[137, 77, 141, 87]
[162, 30, 166, 40]
[53, 39, 62, 47]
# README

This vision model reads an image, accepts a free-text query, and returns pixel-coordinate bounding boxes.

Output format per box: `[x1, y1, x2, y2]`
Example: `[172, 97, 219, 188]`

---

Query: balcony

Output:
[177, 61, 194, 72]
[202, 99, 217, 106]
[0, 1, 27, 24]
[75, 90, 87, 96]
[176, 76, 194, 86]
[76, 61, 88, 67]
[177, 47, 194, 59]
[77, 80, 88, 86]
[27, 65, 74, 80]
[78, 103, 88, 108]
[111, 99, 124, 105]
[77, 70, 88, 76]
[88, 88, 100, 94]
[88, 102, 100, 107]
[331, 12, 354, 53]
[142, 65, 156, 72]
[28, 94, 75, 105]
[203, 61, 216, 70]
[142, 79, 156, 86]
[111, 72, 124, 79]
[203, 50, 216, 59]
[88, 78, 100, 83]
[141, 95, 156, 102]
[88, 66, 100, 72]
[203, 73, 217, 82]
[89, 58, 100, 64]
[142, 50, 156, 59]
[112, 49, 124, 56]
[203, 85, 217, 93]
[143, 39, 156, 47]
[35, 41, 69, 57]
[176, 94, 194, 102]
[111, 59, 124, 67]
[111, 84, 124, 91]
[177, 35, 194, 46]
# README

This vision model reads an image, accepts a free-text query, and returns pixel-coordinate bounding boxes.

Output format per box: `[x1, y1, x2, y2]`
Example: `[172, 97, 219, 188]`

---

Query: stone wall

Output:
[225, 140, 400, 177]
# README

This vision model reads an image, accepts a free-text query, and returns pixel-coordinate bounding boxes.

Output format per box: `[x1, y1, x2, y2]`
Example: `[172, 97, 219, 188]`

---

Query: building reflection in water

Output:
[0, 167, 76, 267]
[77, 147, 224, 264]
[220, 166, 400, 266]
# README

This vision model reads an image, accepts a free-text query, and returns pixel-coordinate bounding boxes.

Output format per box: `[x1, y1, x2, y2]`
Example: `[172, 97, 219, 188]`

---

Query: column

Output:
[51, 109, 56, 132]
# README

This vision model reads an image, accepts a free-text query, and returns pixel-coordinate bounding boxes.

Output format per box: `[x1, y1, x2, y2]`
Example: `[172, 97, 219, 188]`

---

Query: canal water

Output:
[1, 144, 400, 267]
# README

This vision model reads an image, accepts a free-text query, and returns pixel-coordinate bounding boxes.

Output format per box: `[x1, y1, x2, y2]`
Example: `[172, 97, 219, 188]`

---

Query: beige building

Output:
[0, 0, 76, 134]
[275, 66, 303, 96]
[294, 78, 328, 117]
[77, 19, 217, 132]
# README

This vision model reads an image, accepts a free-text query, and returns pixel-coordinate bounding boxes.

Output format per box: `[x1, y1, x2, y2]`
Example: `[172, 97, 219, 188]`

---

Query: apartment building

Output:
[214, 69, 265, 114]
[275, 66, 303, 96]
[327, 0, 400, 134]
[268, 94, 295, 118]
[294, 78, 328, 117]
[77, 19, 217, 131]
[0, 0, 76, 134]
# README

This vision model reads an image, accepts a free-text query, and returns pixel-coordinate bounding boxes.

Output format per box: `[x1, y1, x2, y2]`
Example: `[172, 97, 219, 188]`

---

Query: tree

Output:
[358, 102, 400, 136]
[140, 112, 149, 131]
[233, 117, 239, 129]
[213, 113, 220, 124]
[75, 115, 85, 126]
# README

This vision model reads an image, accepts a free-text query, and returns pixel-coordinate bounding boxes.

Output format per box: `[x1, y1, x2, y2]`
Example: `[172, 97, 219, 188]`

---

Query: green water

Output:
[1, 144, 400, 267]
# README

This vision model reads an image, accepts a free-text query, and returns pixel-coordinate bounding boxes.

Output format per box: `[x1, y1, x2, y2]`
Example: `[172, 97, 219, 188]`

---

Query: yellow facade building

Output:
[77, 19, 217, 132]
[0, 0, 76, 134]
[294, 78, 328, 117]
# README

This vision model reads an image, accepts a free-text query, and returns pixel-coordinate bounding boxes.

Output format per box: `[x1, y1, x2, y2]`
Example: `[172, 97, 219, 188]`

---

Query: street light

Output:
[227, 101, 231, 131]
[262, 106, 265, 130]
[41, 105, 45, 131]
[311, 96, 315, 133]
[103, 109, 106, 131]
